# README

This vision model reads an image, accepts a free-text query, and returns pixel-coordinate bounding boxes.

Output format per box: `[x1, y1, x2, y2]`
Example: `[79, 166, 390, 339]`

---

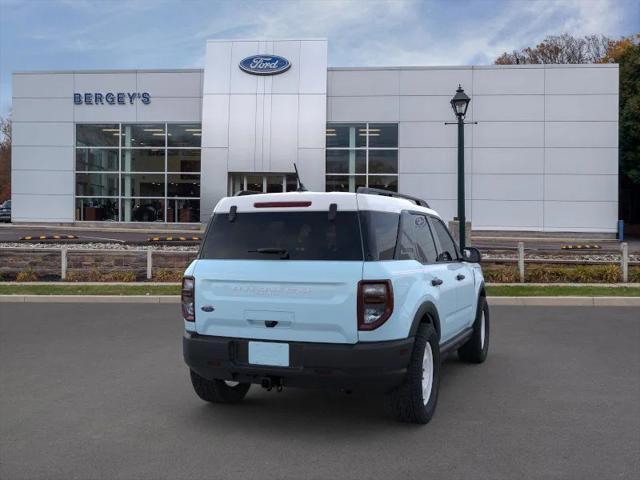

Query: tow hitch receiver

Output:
[260, 376, 284, 392]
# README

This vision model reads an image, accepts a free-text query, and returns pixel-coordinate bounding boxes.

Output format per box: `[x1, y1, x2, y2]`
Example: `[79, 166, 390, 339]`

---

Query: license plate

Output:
[248, 341, 289, 367]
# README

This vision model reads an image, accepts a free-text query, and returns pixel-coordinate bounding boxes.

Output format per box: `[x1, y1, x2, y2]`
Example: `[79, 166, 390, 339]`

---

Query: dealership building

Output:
[11, 39, 619, 232]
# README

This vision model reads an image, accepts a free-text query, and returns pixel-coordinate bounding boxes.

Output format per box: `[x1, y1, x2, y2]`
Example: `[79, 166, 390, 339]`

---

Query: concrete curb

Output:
[1, 295, 639, 306]
[487, 296, 640, 306]
[486, 283, 640, 288]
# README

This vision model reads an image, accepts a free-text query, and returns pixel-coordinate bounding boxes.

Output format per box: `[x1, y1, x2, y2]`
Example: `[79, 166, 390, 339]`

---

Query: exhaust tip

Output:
[261, 377, 273, 390]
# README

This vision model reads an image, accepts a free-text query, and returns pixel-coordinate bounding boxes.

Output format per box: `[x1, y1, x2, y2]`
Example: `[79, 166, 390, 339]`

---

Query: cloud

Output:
[0, 0, 636, 115]
[190, 0, 632, 66]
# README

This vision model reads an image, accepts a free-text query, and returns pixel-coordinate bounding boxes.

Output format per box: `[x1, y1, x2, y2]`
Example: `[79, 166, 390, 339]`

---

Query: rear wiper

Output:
[248, 247, 290, 259]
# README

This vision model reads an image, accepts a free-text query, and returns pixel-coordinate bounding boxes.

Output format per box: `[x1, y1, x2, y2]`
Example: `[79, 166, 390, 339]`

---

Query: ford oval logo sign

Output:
[239, 55, 291, 75]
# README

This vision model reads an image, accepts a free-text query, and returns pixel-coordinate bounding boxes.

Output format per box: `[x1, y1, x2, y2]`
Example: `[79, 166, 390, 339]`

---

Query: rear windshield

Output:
[200, 211, 363, 261]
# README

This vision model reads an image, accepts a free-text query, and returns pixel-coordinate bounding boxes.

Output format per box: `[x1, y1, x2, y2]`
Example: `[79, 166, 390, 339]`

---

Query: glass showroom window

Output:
[75, 123, 201, 222]
[325, 123, 398, 192]
[228, 173, 299, 195]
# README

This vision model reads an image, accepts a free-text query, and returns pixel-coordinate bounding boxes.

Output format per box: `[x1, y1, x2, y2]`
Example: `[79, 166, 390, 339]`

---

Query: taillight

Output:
[357, 280, 393, 330]
[182, 276, 195, 322]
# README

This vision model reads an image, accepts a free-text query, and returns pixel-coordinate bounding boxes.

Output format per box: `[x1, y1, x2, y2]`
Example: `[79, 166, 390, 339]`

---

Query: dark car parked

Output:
[0, 200, 11, 222]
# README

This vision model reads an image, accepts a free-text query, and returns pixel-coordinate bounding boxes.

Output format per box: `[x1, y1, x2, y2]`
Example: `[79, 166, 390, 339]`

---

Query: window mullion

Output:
[365, 122, 369, 188]
[118, 123, 122, 221]
[164, 122, 170, 223]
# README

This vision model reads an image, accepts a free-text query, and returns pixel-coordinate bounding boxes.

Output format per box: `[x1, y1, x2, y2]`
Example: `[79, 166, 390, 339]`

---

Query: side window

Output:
[360, 211, 400, 261]
[430, 217, 459, 262]
[395, 212, 438, 264]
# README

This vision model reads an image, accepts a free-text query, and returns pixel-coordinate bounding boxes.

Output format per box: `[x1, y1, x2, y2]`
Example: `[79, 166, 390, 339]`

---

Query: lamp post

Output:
[449, 85, 471, 251]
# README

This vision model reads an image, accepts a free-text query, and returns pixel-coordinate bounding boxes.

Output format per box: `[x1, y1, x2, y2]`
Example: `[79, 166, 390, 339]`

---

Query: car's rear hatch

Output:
[193, 193, 363, 344]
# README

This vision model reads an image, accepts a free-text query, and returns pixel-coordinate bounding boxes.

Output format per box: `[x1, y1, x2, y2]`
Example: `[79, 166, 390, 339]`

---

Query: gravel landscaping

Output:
[0, 242, 199, 252]
[482, 252, 640, 262]
[2, 242, 638, 262]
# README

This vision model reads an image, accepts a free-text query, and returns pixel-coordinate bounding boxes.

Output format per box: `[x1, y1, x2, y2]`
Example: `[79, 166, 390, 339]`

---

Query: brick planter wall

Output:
[66, 251, 147, 279]
[0, 250, 61, 279]
[0, 248, 198, 281]
[153, 251, 198, 270]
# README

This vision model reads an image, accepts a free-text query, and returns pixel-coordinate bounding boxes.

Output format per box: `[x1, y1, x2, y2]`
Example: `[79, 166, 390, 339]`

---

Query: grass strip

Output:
[0, 284, 640, 297]
[0, 284, 180, 296]
[487, 285, 640, 297]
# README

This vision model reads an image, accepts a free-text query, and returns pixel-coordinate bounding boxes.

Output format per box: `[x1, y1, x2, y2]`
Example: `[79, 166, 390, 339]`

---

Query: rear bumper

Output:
[183, 332, 414, 392]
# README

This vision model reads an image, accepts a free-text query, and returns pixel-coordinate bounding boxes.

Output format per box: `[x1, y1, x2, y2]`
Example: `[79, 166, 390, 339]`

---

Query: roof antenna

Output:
[293, 163, 308, 192]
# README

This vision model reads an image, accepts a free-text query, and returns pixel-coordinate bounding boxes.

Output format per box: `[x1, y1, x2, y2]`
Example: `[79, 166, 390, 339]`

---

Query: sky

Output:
[0, 0, 638, 116]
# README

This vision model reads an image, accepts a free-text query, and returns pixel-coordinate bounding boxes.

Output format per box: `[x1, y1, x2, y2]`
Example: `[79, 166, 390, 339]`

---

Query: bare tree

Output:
[495, 34, 611, 64]
[0, 115, 11, 202]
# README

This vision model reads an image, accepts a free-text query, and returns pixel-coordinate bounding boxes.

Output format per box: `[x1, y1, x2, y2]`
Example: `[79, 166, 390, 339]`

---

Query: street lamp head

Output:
[451, 84, 470, 118]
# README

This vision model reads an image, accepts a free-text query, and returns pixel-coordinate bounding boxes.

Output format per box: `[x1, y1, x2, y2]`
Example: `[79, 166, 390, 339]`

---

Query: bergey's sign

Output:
[74, 92, 151, 105]
[239, 55, 291, 75]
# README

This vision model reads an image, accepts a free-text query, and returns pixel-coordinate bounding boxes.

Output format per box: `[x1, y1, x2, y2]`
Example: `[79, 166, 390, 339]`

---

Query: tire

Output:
[386, 322, 440, 424]
[189, 370, 251, 404]
[458, 296, 490, 363]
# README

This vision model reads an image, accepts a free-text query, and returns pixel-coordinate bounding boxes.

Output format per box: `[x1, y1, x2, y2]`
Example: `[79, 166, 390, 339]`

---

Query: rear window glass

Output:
[359, 211, 400, 261]
[200, 211, 363, 261]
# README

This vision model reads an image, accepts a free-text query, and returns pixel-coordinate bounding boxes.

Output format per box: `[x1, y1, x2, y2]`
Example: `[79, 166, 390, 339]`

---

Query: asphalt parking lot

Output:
[0, 225, 203, 244]
[1, 303, 638, 480]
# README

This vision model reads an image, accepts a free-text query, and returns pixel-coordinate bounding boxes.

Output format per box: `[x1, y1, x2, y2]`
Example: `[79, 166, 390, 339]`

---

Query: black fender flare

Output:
[409, 301, 442, 341]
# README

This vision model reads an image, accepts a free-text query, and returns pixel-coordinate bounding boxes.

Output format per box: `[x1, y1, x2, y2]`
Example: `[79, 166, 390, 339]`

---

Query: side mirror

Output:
[462, 246, 482, 263]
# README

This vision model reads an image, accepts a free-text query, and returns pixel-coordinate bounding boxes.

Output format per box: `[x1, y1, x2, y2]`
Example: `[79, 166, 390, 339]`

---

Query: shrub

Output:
[65, 268, 101, 282]
[16, 268, 38, 282]
[153, 269, 183, 282]
[65, 271, 85, 282]
[482, 263, 519, 283]
[64, 270, 82, 282]
[65, 269, 137, 282]
[101, 270, 137, 282]
[525, 264, 621, 283]
[482, 262, 625, 283]
[86, 268, 103, 282]
[629, 266, 640, 283]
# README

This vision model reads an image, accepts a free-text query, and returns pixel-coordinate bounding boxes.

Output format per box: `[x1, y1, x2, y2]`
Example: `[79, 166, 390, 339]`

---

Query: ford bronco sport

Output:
[182, 187, 489, 424]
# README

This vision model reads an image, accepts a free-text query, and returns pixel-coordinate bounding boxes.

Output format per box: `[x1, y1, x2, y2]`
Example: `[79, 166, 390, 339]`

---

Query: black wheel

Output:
[189, 370, 251, 404]
[386, 323, 440, 424]
[458, 296, 490, 363]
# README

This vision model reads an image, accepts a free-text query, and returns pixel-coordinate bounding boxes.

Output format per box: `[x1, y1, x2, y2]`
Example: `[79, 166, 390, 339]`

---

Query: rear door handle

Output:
[431, 278, 443, 286]
[456, 274, 466, 281]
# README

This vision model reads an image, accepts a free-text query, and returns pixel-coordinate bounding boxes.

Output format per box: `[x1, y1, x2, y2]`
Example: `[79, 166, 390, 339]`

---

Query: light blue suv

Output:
[182, 188, 489, 424]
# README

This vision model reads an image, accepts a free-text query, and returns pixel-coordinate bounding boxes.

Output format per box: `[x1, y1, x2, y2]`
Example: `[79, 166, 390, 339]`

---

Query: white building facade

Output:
[11, 39, 619, 232]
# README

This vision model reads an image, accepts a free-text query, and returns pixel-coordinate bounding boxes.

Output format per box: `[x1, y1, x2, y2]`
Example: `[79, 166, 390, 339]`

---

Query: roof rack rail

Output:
[356, 187, 430, 208]
[234, 190, 263, 196]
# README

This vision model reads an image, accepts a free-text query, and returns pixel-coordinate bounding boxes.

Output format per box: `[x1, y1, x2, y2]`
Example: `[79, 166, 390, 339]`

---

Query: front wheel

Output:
[458, 296, 490, 363]
[386, 323, 440, 424]
[189, 370, 251, 404]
